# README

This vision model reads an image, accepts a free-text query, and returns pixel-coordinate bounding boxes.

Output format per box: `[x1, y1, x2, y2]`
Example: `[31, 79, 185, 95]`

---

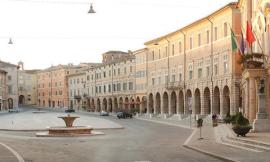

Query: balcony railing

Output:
[166, 81, 184, 90]
[242, 53, 265, 69]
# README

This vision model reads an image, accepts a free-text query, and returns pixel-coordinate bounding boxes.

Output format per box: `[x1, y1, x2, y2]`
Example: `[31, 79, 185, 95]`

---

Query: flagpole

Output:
[228, 23, 243, 55]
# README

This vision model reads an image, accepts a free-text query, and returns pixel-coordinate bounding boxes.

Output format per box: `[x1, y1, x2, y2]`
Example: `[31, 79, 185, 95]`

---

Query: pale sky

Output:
[0, 0, 237, 69]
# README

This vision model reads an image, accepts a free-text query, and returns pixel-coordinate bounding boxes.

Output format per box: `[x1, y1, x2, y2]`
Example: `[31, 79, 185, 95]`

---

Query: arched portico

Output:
[155, 93, 161, 114]
[108, 98, 113, 112]
[170, 91, 177, 114]
[148, 93, 154, 113]
[213, 86, 221, 115]
[223, 86, 230, 116]
[97, 98, 101, 112]
[186, 90, 192, 114]
[203, 87, 211, 114]
[162, 92, 169, 114]
[124, 97, 129, 111]
[195, 89, 201, 114]
[178, 90, 184, 114]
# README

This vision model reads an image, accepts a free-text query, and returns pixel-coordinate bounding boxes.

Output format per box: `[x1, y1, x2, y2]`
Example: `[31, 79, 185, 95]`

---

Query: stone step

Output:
[227, 136, 270, 150]
[221, 137, 268, 152]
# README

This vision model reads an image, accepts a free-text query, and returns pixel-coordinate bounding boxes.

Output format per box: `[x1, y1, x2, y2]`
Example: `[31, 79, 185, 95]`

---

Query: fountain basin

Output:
[36, 126, 104, 137]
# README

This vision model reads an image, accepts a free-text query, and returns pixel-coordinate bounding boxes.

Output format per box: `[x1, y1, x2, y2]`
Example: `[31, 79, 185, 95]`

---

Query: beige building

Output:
[0, 69, 7, 110]
[37, 64, 78, 108]
[86, 51, 136, 113]
[0, 60, 19, 109]
[18, 61, 40, 106]
[141, 2, 241, 118]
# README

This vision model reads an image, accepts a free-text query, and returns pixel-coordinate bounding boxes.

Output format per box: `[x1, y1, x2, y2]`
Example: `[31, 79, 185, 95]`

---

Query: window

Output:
[165, 75, 168, 84]
[103, 72, 106, 78]
[206, 30, 210, 44]
[8, 85, 12, 94]
[172, 75, 175, 82]
[158, 76, 161, 84]
[152, 51, 155, 60]
[224, 22, 228, 37]
[104, 85, 106, 93]
[108, 85, 111, 92]
[179, 42, 182, 53]
[214, 27, 218, 41]
[158, 49, 161, 59]
[198, 68, 203, 78]
[124, 67, 126, 74]
[214, 64, 218, 75]
[152, 78, 155, 85]
[130, 66, 132, 73]
[123, 83, 127, 91]
[179, 73, 182, 81]
[165, 46, 168, 57]
[206, 66, 210, 77]
[87, 75, 90, 80]
[8, 75, 12, 81]
[172, 44, 175, 56]
[189, 36, 193, 49]
[224, 62, 228, 74]
[129, 82, 133, 90]
[198, 33, 201, 46]
[118, 68, 120, 75]
[117, 83, 121, 91]
[188, 64, 193, 80]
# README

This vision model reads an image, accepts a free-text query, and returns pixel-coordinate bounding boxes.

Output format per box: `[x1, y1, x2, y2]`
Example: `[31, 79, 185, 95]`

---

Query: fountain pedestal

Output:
[36, 114, 103, 137]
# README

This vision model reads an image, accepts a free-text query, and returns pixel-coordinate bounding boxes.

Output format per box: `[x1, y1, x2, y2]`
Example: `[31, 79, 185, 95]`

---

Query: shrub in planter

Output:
[232, 112, 252, 137]
[224, 111, 231, 124]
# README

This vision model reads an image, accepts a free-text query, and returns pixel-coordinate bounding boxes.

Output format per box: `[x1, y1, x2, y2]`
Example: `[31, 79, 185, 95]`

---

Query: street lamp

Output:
[88, 3, 96, 14]
[8, 38, 13, 45]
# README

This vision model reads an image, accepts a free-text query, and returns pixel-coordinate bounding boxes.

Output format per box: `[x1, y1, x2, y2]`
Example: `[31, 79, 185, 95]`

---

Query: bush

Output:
[224, 111, 231, 124]
[232, 112, 252, 137]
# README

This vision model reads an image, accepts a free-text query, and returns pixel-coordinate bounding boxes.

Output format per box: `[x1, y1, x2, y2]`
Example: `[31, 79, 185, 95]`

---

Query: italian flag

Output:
[231, 29, 238, 52]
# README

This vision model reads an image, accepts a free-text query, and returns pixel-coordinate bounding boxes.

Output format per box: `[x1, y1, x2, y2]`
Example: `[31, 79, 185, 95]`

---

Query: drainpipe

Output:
[207, 17, 214, 115]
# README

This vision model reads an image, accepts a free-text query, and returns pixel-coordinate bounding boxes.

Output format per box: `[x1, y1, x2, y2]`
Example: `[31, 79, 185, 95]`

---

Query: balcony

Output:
[242, 53, 265, 69]
[166, 81, 184, 90]
[74, 95, 82, 100]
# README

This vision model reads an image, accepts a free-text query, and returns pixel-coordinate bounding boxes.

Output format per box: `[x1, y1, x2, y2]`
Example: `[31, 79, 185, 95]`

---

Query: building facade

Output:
[238, 0, 270, 131]
[37, 64, 78, 108]
[0, 69, 7, 110]
[0, 61, 19, 109]
[86, 51, 136, 113]
[140, 2, 241, 118]
[18, 62, 40, 106]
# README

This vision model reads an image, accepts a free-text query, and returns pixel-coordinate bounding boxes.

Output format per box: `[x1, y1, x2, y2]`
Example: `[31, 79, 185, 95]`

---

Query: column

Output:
[249, 78, 256, 122]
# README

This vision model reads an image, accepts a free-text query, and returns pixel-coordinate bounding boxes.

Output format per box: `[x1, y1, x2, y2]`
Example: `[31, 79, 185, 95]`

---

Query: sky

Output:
[0, 0, 237, 70]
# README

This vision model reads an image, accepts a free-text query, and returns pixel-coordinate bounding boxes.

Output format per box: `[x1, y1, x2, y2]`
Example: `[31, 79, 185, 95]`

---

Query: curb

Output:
[183, 144, 237, 162]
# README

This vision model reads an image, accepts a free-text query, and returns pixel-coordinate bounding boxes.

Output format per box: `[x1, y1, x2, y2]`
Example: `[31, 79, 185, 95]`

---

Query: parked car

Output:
[8, 108, 19, 113]
[65, 109, 75, 113]
[100, 111, 109, 116]
[117, 112, 133, 119]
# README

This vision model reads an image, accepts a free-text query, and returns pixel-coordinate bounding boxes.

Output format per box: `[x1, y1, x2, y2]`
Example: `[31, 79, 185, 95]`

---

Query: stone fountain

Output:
[36, 114, 103, 137]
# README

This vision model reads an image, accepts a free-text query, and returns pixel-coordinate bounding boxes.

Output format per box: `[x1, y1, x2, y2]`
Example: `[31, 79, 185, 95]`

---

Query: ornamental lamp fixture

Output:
[8, 38, 13, 44]
[88, 3, 96, 14]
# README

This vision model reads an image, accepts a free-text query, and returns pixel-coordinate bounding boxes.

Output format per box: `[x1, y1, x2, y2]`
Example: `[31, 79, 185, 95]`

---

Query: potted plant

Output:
[224, 111, 231, 124]
[232, 112, 252, 137]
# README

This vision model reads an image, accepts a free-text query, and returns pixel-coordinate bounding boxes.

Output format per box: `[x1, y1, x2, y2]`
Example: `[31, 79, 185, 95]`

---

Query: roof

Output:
[0, 60, 19, 68]
[102, 51, 128, 55]
[144, 2, 237, 45]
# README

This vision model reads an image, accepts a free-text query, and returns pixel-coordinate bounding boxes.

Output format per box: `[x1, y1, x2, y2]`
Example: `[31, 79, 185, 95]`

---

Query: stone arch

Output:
[114, 97, 118, 112]
[91, 99, 95, 112]
[186, 89, 192, 114]
[163, 92, 169, 114]
[108, 98, 113, 112]
[141, 96, 147, 113]
[148, 93, 154, 113]
[130, 97, 135, 112]
[203, 87, 211, 114]
[19, 95, 25, 105]
[102, 98, 107, 111]
[213, 86, 221, 115]
[223, 86, 230, 116]
[170, 91, 177, 114]
[155, 92, 161, 114]
[97, 98, 101, 112]
[195, 88, 201, 114]
[178, 90, 184, 114]
[119, 97, 123, 111]
[8, 98, 13, 109]
[124, 97, 129, 111]
[136, 97, 140, 112]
